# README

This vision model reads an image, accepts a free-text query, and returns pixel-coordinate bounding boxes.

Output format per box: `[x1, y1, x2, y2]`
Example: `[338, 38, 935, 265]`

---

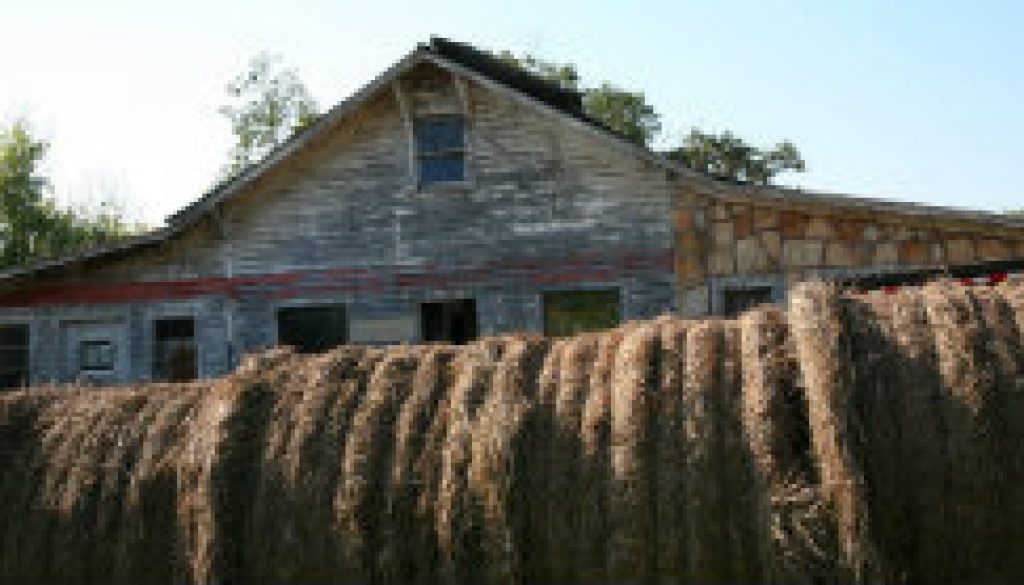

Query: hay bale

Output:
[789, 282, 880, 583]
[740, 307, 837, 584]
[607, 323, 661, 582]
[247, 347, 381, 583]
[546, 334, 599, 584]
[0, 388, 84, 581]
[119, 384, 208, 582]
[381, 345, 457, 584]
[651, 319, 690, 584]
[719, 319, 768, 581]
[920, 283, 1024, 581]
[576, 327, 628, 583]
[435, 339, 507, 585]
[336, 347, 419, 583]
[681, 320, 729, 580]
[468, 336, 549, 585]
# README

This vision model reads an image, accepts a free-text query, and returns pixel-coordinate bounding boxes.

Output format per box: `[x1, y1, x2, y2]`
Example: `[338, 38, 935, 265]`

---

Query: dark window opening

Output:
[722, 286, 775, 317]
[421, 299, 478, 344]
[154, 318, 198, 382]
[277, 305, 348, 354]
[80, 340, 115, 372]
[543, 289, 620, 337]
[415, 116, 466, 186]
[0, 324, 29, 390]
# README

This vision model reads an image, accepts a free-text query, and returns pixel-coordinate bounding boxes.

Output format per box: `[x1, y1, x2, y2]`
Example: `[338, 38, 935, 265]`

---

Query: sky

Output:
[2, 0, 1022, 226]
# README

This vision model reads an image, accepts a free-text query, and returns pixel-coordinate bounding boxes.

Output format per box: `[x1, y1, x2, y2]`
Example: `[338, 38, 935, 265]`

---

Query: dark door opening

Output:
[277, 305, 348, 354]
[154, 318, 198, 382]
[721, 286, 775, 317]
[0, 324, 29, 390]
[421, 299, 477, 344]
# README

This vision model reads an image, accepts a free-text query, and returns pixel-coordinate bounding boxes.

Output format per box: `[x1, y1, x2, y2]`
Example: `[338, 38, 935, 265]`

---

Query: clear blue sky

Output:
[2, 0, 1022, 225]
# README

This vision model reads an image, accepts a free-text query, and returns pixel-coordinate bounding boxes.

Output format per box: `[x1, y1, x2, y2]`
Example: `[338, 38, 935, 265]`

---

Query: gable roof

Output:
[2, 37, 1022, 282]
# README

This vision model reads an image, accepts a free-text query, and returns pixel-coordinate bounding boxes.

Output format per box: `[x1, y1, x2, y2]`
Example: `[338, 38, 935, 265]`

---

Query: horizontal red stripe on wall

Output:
[0, 249, 674, 308]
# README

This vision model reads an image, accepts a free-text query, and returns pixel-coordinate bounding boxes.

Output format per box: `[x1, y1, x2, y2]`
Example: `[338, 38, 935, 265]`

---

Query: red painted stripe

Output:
[0, 249, 673, 308]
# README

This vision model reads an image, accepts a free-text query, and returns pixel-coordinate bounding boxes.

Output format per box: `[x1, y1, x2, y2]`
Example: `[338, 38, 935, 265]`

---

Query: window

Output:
[421, 299, 477, 344]
[414, 116, 466, 186]
[0, 324, 29, 390]
[79, 340, 116, 372]
[543, 289, 620, 337]
[154, 318, 198, 382]
[722, 286, 775, 317]
[277, 305, 348, 354]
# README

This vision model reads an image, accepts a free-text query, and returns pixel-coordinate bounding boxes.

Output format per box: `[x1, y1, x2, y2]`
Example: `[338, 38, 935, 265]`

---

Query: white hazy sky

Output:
[3, 0, 1022, 226]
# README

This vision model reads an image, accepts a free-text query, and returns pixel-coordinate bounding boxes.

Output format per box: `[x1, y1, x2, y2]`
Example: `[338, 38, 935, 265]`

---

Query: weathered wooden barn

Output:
[2, 37, 1023, 387]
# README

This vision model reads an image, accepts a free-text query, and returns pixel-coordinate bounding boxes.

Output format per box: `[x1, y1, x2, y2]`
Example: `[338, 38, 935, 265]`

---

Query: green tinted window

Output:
[543, 289, 620, 337]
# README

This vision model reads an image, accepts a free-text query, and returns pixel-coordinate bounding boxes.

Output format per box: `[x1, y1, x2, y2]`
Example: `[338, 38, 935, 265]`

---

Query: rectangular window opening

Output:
[0, 324, 29, 390]
[154, 318, 198, 382]
[721, 286, 775, 317]
[421, 299, 478, 344]
[277, 305, 348, 354]
[414, 116, 466, 186]
[543, 289, 621, 337]
[80, 340, 116, 373]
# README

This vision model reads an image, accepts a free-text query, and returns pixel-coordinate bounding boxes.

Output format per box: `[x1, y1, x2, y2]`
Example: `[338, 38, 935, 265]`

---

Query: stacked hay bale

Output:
[2, 280, 1024, 583]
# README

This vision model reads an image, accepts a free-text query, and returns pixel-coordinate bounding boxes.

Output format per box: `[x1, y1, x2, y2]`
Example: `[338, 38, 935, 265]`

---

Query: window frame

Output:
[79, 339, 116, 373]
[413, 114, 468, 188]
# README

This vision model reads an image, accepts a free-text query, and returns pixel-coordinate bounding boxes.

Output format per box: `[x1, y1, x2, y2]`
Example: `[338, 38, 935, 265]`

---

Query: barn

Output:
[2, 37, 1023, 387]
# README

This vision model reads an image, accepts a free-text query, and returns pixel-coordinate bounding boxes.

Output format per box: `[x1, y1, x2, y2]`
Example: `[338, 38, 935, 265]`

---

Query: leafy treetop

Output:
[496, 49, 803, 185]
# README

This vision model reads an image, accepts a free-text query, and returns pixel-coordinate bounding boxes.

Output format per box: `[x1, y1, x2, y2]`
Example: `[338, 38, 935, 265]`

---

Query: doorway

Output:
[421, 299, 477, 344]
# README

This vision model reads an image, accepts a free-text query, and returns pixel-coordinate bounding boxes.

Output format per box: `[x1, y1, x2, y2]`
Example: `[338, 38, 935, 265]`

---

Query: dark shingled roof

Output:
[423, 37, 588, 121]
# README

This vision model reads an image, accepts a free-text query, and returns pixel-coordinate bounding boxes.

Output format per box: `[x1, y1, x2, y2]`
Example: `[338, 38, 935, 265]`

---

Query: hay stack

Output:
[3, 279, 1024, 583]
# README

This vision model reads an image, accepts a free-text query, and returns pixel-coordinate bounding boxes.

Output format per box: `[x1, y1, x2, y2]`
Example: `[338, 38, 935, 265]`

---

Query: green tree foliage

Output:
[219, 52, 319, 177]
[667, 129, 805, 185]
[583, 84, 662, 146]
[0, 121, 137, 270]
[497, 51, 582, 91]
[497, 49, 803, 184]
[497, 51, 659, 146]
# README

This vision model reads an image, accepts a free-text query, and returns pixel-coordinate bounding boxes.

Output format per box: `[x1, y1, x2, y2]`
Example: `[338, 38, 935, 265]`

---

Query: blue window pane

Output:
[419, 154, 465, 185]
[414, 118, 464, 153]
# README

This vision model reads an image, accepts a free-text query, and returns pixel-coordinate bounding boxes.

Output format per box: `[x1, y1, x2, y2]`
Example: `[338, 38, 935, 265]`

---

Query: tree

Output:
[583, 84, 661, 146]
[668, 129, 805, 186]
[0, 121, 50, 267]
[0, 121, 137, 270]
[496, 52, 659, 146]
[219, 52, 319, 177]
[496, 49, 803, 184]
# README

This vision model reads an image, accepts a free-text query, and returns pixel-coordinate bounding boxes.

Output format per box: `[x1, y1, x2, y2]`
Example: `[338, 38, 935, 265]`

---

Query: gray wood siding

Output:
[0, 62, 679, 383]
